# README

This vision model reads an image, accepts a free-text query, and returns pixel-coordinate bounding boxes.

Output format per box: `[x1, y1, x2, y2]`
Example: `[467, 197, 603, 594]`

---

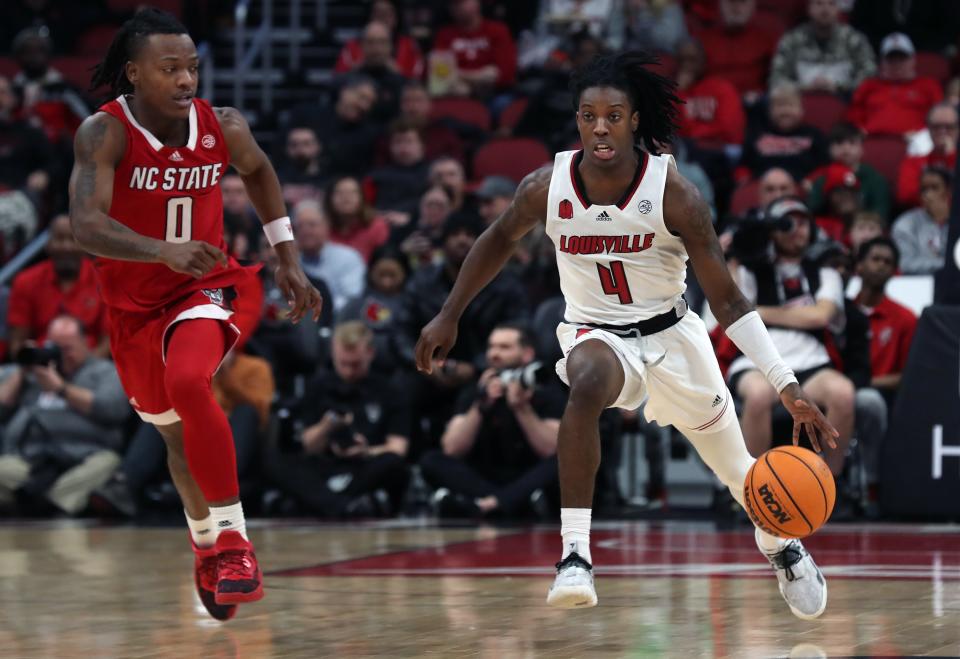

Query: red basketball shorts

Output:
[109, 286, 242, 425]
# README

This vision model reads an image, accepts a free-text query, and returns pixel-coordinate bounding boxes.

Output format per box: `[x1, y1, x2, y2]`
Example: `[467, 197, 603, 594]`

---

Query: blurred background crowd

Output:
[0, 0, 955, 524]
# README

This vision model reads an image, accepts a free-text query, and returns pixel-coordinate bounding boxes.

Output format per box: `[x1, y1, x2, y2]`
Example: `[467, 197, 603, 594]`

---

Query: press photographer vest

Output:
[749, 259, 825, 345]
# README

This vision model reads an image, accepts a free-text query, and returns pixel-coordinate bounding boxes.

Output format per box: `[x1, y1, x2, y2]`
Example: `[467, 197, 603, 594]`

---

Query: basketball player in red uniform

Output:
[68, 10, 322, 620]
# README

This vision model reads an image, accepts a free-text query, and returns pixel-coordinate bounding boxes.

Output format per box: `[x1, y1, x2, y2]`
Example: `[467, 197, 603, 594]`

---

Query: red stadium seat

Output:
[0, 57, 18, 79]
[757, 0, 807, 28]
[430, 97, 491, 132]
[862, 135, 907, 185]
[51, 57, 102, 91]
[802, 93, 848, 134]
[472, 138, 552, 183]
[648, 53, 677, 80]
[77, 24, 121, 57]
[915, 51, 951, 85]
[498, 97, 528, 132]
[729, 179, 761, 215]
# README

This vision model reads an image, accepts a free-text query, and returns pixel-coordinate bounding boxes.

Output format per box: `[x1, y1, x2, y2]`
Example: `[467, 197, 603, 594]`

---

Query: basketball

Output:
[744, 446, 836, 539]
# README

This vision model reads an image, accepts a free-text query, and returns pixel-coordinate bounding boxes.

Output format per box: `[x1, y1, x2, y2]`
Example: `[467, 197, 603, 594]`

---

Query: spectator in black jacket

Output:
[812, 241, 887, 514]
[368, 118, 431, 218]
[739, 83, 828, 182]
[421, 322, 563, 518]
[395, 212, 529, 452]
[284, 76, 380, 178]
[264, 321, 411, 517]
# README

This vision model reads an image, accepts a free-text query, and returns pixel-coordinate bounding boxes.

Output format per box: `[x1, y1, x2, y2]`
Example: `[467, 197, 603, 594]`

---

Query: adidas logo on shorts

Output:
[712, 394, 723, 408]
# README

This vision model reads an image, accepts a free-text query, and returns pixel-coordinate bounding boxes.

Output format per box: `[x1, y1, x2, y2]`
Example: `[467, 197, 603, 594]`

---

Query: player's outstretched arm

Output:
[663, 165, 838, 452]
[217, 106, 322, 322]
[414, 165, 551, 374]
[69, 114, 226, 277]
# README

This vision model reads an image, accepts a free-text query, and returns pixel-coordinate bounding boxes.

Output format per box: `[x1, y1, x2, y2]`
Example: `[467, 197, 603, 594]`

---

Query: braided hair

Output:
[90, 8, 189, 96]
[569, 50, 682, 155]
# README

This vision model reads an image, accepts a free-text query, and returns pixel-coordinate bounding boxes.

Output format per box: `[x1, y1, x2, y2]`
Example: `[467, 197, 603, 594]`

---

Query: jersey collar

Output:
[117, 95, 198, 152]
[570, 147, 648, 210]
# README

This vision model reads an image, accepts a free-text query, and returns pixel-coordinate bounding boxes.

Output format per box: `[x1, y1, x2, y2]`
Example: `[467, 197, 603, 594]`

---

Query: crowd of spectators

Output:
[0, 0, 955, 522]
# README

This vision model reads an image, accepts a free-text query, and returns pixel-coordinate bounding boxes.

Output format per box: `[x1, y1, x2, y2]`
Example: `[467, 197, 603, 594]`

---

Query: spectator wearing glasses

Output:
[896, 103, 958, 209]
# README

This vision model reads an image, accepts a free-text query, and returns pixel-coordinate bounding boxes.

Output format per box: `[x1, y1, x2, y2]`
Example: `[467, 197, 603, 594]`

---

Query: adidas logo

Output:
[712, 394, 723, 408]
[595, 210, 612, 222]
[169, 150, 184, 162]
[217, 520, 233, 528]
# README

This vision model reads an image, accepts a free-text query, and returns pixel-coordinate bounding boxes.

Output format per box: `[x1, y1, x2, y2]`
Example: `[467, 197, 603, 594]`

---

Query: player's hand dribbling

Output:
[275, 262, 322, 323]
[415, 313, 458, 374]
[779, 383, 839, 454]
[159, 241, 228, 278]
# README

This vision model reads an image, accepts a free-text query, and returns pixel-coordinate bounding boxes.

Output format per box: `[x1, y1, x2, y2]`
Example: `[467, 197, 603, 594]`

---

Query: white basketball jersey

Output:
[545, 150, 688, 325]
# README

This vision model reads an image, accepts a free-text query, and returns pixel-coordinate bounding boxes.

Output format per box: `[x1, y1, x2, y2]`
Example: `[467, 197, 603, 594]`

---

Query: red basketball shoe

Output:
[214, 530, 264, 605]
[192, 540, 238, 621]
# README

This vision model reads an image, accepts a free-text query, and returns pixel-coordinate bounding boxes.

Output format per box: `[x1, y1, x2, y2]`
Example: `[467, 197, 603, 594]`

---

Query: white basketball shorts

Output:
[555, 311, 733, 433]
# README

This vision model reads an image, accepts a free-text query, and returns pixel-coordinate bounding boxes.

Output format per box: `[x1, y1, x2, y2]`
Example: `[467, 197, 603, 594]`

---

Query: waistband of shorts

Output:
[570, 297, 688, 337]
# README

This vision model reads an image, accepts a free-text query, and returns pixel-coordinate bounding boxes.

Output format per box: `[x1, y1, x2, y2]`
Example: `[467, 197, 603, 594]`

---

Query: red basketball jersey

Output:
[96, 95, 244, 312]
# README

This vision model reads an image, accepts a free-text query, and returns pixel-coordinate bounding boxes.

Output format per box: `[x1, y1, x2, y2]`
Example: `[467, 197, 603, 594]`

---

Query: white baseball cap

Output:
[880, 32, 915, 57]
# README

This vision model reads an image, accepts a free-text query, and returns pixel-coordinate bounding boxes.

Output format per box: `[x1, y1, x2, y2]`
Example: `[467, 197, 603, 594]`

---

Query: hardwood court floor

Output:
[0, 520, 959, 658]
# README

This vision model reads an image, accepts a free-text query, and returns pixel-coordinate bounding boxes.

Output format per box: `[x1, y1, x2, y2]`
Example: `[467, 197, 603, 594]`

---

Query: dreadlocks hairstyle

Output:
[90, 8, 190, 96]
[569, 50, 682, 156]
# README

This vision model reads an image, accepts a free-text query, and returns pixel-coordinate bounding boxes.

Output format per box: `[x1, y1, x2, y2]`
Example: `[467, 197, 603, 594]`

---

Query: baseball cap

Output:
[822, 163, 860, 195]
[763, 196, 812, 232]
[880, 32, 915, 57]
[475, 176, 516, 200]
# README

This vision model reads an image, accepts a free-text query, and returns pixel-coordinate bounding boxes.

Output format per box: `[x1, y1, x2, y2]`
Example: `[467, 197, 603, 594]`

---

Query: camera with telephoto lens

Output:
[729, 197, 811, 266]
[327, 407, 357, 449]
[498, 361, 552, 391]
[15, 343, 62, 369]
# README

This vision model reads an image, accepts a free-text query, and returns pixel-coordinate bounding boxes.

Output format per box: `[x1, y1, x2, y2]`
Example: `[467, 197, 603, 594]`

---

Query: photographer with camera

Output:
[264, 321, 410, 518]
[420, 322, 565, 518]
[0, 315, 128, 514]
[727, 197, 854, 478]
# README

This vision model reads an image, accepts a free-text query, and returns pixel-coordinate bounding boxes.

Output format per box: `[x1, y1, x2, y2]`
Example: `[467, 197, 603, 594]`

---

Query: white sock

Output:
[561, 507, 592, 564]
[185, 510, 215, 548]
[755, 526, 788, 555]
[210, 502, 247, 540]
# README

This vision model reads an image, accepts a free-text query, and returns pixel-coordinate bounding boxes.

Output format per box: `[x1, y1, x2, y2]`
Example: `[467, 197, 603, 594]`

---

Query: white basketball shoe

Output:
[546, 552, 597, 609]
[757, 528, 828, 620]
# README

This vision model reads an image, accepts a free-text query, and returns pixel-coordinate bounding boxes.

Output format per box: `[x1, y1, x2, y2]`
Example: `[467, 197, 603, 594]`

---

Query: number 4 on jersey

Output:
[597, 261, 633, 304]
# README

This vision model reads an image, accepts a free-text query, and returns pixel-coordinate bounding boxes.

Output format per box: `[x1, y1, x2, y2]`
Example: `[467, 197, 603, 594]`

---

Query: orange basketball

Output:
[744, 446, 836, 539]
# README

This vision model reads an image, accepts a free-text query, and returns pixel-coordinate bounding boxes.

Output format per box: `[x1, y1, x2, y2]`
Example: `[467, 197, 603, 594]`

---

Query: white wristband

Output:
[725, 311, 798, 393]
[262, 216, 294, 246]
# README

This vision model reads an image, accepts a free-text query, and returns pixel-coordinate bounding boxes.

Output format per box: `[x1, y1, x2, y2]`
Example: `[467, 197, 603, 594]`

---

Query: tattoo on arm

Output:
[69, 116, 164, 262]
[496, 165, 550, 241]
[666, 168, 753, 328]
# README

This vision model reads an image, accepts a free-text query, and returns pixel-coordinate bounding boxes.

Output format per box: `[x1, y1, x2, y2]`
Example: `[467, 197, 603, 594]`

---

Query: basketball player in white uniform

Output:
[415, 52, 838, 619]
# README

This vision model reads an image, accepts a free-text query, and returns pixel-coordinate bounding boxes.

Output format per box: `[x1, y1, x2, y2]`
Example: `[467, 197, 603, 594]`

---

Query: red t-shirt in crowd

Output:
[896, 150, 957, 208]
[678, 76, 746, 145]
[330, 218, 390, 262]
[334, 35, 425, 79]
[847, 77, 943, 136]
[856, 294, 917, 377]
[433, 19, 517, 88]
[815, 215, 847, 244]
[696, 21, 780, 95]
[7, 258, 108, 348]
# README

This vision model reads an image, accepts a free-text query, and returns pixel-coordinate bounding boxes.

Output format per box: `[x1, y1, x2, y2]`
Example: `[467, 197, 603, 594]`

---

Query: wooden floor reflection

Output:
[0, 520, 958, 658]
